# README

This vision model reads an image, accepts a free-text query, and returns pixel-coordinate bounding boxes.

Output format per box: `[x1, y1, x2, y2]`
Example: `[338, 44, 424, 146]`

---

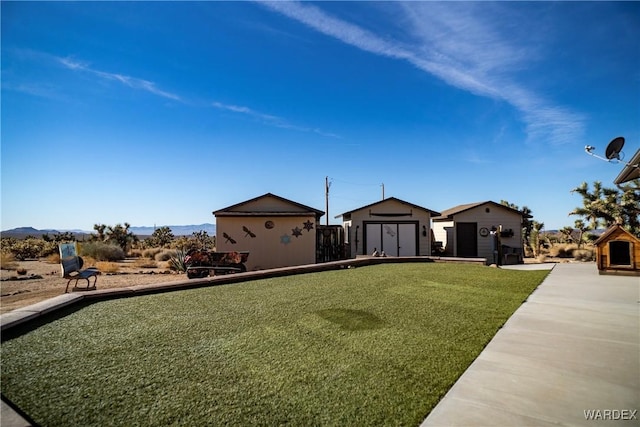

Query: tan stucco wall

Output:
[216, 215, 317, 271]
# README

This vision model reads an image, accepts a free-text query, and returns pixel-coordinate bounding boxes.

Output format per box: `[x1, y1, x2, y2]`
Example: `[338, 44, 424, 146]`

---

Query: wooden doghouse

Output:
[594, 224, 640, 276]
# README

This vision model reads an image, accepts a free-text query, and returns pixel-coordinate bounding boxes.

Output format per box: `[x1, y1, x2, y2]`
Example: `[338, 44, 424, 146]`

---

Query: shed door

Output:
[398, 223, 416, 256]
[366, 224, 383, 255]
[365, 223, 417, 256]
[456, 222, 477, 257]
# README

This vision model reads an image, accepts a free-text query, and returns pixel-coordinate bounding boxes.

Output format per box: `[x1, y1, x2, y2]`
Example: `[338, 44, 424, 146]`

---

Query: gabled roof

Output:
[593, 224, 640, 245]
[433, 201, 530, 221]
[336, 197, 440, 219]
[213, 193, 324, 219]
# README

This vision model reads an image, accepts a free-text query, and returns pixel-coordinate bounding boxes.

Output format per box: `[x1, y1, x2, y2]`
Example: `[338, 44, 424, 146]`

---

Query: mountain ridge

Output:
[1, 224, 216, 238]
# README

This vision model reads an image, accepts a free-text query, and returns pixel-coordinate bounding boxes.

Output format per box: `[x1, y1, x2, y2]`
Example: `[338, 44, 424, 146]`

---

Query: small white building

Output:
[213, 193, 324, 271]
[337, 197, 440, 258]
[432, 201, 528, 264]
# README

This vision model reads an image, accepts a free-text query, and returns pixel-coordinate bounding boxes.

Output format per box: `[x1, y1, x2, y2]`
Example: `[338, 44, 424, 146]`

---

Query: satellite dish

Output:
[605, 137, 625, 160]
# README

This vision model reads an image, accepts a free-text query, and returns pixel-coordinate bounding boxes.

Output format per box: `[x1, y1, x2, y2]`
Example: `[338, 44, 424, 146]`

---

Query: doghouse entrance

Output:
[609, 241, 632, 266]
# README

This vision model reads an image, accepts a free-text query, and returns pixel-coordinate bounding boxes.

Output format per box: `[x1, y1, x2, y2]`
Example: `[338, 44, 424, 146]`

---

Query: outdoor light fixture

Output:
[422, 225, 427, 237]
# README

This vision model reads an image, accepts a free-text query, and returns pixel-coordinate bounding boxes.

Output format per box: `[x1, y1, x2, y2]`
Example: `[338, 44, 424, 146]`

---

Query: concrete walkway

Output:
[422, 263, 639, 426]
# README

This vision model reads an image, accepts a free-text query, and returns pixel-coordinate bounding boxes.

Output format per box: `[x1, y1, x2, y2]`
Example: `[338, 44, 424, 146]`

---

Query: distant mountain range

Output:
[1, 224, 216, 239]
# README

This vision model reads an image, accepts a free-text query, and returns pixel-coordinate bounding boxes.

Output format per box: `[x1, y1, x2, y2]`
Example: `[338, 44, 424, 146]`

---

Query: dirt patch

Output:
[1, 259, 186, 315]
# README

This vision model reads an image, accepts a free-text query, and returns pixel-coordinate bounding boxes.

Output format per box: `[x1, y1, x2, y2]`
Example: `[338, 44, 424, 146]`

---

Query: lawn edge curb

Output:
[1, 256, 487, 335]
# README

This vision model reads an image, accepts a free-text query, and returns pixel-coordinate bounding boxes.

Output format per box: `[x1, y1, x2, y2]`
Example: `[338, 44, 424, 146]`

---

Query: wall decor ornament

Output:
[223, 232, 237, 244]
[303, 220, 314, 232]
[243, 226, 256, 238]
[280, 234, 292, 245]
[292, 227, 303, 238]
[265, 220, 275, 229]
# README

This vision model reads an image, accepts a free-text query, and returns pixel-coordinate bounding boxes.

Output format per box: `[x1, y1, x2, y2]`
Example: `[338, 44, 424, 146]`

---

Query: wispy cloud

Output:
[260, 1, 585, 145]
[58, 56, 182, 102]
[50, 54, 337, 138]
[212, 101, 340, 138]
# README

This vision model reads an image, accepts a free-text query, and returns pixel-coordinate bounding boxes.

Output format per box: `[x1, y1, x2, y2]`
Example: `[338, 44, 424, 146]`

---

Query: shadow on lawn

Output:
[316, 308, 385, 331]
[0, 301, 93, 344]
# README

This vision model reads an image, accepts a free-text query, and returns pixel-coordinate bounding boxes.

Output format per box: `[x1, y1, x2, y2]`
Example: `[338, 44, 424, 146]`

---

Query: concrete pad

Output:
[424, 396, 562, 427]
[422, 262, 640, 427]
[1, 399, 31, 427]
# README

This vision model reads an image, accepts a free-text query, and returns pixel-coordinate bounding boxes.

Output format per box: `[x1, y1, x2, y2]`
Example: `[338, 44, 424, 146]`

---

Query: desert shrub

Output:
[80, 242, 125, 262]
[548, 243, 579, 258]
[96, 261, 120, 273]
[1, 253, 19, 270]
[82, 256, 97, 268]
[168, 249, 187, 272]
[128, 249, 143, 258]
[155, 249, 176, 262]
[46, 253, 61, 264]
[16, 268, 27, 276]
[171, 237, 198, 251]
[6, 238, 44, 260]
[39, 241, 58, 257]
[134, 258, 158, 269]
[573, 249, 595, 262]
[1, 237, 17, 253]
[1, 238, 58, 260]
[143, 248, 164, 259]
[536, 254, 547, 263]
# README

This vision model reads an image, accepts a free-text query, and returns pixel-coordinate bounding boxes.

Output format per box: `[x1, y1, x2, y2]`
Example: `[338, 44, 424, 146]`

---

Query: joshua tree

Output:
[529, 221, 545, 258]
[92, 224, 107, 242]
[148, 226, 175, 248]
[574, 219, 589, 249]
[570, 180, 640, 236]
[97, 223, 139, 253]
[500, 200, 534, 252]
[559, 226, 574, 244]
[570, 181, 606, 229]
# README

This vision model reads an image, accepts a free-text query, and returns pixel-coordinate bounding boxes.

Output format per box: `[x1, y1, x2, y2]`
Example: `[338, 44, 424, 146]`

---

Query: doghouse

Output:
[594, 224, 640, 276]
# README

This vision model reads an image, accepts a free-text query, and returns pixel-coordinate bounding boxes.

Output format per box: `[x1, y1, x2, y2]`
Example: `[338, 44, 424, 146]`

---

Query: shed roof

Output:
[336, 197, 440, 219]
[593, 224, 640, 245]
[213, 193, 324, 219]
[433, 201, 531, 221]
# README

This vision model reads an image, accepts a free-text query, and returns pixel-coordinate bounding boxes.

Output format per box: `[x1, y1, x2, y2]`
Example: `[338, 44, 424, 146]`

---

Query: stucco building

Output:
[337, 197, 440, 258]
[213, 193, 324, 271]
[432, 201, 529, 264]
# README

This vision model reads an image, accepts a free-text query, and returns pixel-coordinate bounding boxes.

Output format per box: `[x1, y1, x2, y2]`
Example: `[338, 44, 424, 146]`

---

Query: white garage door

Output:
[365, 223, 417, 256]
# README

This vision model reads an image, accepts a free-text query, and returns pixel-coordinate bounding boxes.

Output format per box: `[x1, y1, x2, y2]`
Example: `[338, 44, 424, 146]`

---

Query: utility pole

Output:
[325, 176, 331, 225]
[381, 183, 385, 200]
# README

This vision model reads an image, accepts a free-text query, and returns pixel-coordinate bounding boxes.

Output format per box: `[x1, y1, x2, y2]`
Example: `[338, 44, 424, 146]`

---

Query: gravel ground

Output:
[1, 259, 186, 314]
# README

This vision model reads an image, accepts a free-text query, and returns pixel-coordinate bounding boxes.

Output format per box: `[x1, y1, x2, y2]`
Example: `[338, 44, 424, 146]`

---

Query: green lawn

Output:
[1, 263, 548, 426]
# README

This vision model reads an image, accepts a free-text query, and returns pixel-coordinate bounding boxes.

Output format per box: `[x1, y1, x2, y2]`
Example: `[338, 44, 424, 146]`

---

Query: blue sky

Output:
[2, 1, 639, 232]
